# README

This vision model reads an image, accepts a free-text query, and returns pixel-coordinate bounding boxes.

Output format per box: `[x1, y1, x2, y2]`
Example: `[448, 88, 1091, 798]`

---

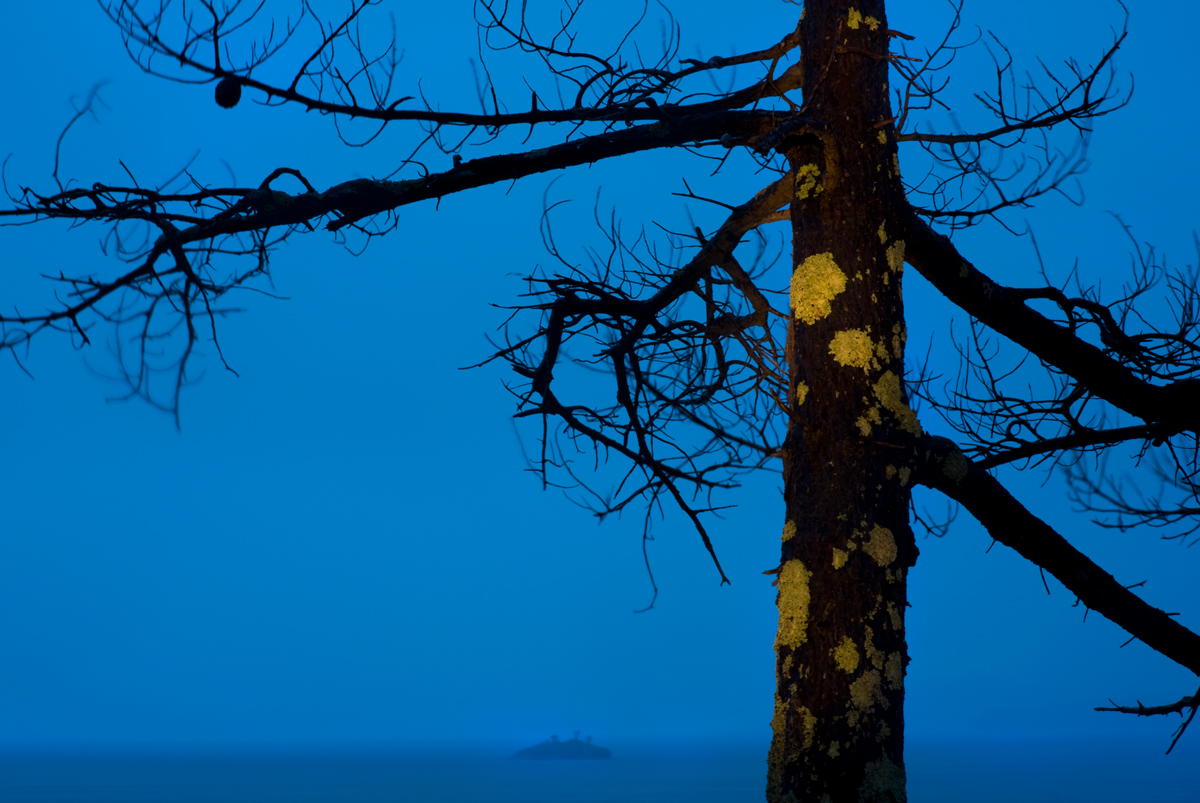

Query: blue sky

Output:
[1, 0, 1197, 779]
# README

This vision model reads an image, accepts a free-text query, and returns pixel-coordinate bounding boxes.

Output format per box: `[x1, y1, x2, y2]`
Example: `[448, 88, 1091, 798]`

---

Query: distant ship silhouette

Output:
[512, 731, 612, 760]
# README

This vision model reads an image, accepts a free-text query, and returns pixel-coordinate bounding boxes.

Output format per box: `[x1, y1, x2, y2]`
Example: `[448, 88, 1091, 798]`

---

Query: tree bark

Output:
[770, 3, 918, 800]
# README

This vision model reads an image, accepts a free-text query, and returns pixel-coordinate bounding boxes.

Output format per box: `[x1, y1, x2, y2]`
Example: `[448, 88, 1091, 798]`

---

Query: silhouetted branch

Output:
[904, 209, 1200, 431]
[916, 435, 1200, 676]
[894, 4, 1129, 229]
[1097, 686, 1200, 754]
[483, 174, 794, 581]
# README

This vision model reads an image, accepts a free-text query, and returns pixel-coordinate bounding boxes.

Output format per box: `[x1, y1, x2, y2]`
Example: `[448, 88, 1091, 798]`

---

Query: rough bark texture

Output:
[770, 3, 919, 801]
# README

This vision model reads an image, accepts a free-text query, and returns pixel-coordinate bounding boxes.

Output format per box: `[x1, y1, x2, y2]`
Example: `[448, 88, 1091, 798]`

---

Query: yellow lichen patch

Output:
[863, 524, 897, 567]
[794, 163, 822, 200]
[874, 371, 922, 435]
[887, 602, 902, 631]
[891, 322, 906, 359]
[766, 716, 788, 801]
[874, 340, 890, 361]
[800, 707, 818, 750]
[877, 129, 887, 145]
[860, 756, 905, 801]
[833, 636, 861, 674]
[864, 15, 881, 30]
[850, 669, 882, 712]
[892, 152, 901, 177]
[775, 560, 812, 649]
[782, 520, 797, 542]
[828, 741, 841, 758]
[829, 329, 875, 371]
[897, 466, 911, 486]
[886, 240, 905, 273]
[885, 652, 904, 689]
[885, 465, 897, 480]
[795, 381, 809, 407]
[944, 450, 970, 483]
[863, 627, 883, 670]
[782, 653, 793, 677]
[770, 696, 786, 749]
[856, 404, 882, 436]
[791, 253, 847, 325]
[832, 547, 849, 569]
[847, 7, 863, 28]
[877, 221, 888, 245]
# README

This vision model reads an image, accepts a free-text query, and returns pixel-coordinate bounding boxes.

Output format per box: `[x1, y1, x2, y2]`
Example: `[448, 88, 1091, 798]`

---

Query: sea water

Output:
[0, 737, 1194, 802]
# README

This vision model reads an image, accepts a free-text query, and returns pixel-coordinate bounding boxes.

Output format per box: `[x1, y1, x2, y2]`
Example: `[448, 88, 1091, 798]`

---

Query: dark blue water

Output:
[0, 738, 1194, 802]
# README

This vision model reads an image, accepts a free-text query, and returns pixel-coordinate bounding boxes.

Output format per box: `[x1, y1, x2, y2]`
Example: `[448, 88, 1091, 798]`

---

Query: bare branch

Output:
[916, 435, 1200, 677]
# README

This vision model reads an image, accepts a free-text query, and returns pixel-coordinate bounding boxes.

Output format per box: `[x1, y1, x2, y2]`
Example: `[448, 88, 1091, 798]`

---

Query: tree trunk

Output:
[770, 2, 919, 801]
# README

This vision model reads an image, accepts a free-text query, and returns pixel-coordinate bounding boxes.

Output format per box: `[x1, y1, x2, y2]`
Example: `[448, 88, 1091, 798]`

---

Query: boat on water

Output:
[512, 732, 611, 760]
